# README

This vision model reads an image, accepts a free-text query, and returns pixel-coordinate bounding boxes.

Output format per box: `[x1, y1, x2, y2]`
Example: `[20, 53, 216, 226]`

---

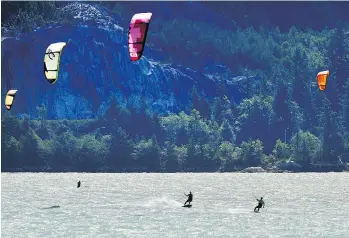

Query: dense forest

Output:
[1, 1, 349, 172]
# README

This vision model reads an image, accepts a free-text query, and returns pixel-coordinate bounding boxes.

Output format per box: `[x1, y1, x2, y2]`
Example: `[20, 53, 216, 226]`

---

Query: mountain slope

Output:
[1, 2, 247, 119]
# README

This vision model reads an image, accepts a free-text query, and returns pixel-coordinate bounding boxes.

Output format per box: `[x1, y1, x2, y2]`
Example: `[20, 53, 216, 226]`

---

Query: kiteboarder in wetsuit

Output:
[254, 197, 265, 212]
[77, 181, 81, 188]
[184, 191, 193, 205]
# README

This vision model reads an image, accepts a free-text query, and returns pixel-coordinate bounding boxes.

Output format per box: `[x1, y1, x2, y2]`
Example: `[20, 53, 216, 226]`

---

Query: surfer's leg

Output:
[257, 205, 261, 212]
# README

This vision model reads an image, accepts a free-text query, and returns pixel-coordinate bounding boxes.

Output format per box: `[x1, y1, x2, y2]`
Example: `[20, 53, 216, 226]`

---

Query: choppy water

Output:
[1, 173, 349, 237]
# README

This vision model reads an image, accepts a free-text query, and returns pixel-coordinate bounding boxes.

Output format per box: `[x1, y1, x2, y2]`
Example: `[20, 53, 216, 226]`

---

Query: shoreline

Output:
[2, 168, 348, 173]
[3, 163, 348, 173]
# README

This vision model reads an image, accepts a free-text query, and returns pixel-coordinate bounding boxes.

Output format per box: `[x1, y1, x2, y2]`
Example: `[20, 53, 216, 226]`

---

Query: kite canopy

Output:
[317, 70, 330, 91]
[128, 12, 152, 61]
[5, 89, 18, 110]
[44, 42, 67, 84]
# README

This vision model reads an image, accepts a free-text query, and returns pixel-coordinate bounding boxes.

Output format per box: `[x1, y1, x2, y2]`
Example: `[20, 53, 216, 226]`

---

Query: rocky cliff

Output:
[1, 2, 247, 119]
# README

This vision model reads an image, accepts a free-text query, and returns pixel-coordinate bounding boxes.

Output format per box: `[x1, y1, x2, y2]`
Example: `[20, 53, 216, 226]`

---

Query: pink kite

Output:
[128, 12, 152, 61]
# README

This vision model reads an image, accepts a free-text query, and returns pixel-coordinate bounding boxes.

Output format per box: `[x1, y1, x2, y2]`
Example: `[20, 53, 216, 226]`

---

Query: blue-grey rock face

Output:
[1, 3, 245, 119]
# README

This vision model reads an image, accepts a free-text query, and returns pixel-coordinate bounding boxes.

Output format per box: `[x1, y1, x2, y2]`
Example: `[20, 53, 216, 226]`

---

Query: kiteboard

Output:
[182, 204, 192, 208]
[42, 205, 60, 209]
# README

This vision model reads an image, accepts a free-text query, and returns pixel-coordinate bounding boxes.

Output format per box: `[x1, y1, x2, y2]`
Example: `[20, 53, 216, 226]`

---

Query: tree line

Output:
[1, 1, 349, 172]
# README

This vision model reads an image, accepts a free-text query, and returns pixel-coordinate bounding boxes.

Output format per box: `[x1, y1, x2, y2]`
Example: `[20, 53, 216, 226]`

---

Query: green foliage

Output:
[132, 135, 161, 171]
[160, 112, 190, 145]
[38, 139, 55, 168]
[272, 139, 292, 162]
[220, 119, 235, 143]
[174, 145, 188, 171]
[77, 134, 110, 169]
[217, 141, 240, 171]
[290, 131, 321, 166]
[2, 1, 61, 33]
[236, 96, 275, 152]
[54, 130, 79, 167]
[1, 135, 23, 168]
[20, 128, 40, 167]
[1, 3, 349, 172]
[239, 139, 264, 167]
[36, 104, 48, 122]
[108, 126, 133, 170]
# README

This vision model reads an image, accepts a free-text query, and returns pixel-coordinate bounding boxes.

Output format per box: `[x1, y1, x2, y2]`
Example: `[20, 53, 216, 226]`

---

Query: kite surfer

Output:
[254, 197, 265, 212]
[77, 181, 81, 188]
[184, 191, 193, 206]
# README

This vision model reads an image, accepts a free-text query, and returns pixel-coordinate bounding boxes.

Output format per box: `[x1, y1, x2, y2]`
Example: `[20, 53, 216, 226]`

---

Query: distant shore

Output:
[2, 165, 348, 173]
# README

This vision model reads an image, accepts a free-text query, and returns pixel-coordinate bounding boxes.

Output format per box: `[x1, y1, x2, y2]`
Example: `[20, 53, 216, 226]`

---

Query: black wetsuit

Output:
[254, 199, 264, 212]
[184, 193, 193, 205]
[77, 181, 81, 188]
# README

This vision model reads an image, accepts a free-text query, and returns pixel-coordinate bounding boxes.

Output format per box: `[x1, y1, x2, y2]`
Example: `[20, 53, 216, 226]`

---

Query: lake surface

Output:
[1, 173, 349, 237]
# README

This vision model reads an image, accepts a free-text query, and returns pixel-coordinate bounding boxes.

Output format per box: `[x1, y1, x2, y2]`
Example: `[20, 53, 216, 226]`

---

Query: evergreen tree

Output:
[328, 23, 349, 97]
[292, 47, 312, 121]
[220, 119, 235, 143]
[163, 141, 179, 172]
[104, 96, 120, 126]
[20, 128, 40, 168]
[273, 80, 291, 141]
[108, 126, 133, 170]
[190, 86, 210, 119]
